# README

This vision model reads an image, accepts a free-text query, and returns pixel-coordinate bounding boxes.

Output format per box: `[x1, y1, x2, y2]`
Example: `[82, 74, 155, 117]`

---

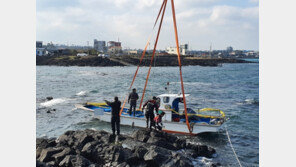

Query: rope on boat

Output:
[225, 125, 243, 167]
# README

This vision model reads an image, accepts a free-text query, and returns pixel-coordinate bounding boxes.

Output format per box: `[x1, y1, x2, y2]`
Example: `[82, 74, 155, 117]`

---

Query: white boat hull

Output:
[94, 112, 224, 135]
[75, 104, 225, 134]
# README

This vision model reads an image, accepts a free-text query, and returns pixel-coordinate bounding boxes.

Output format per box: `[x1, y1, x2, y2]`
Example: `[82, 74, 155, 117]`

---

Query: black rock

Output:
[52, 147, 74, 163]
[38, 147, 64, 162]
[143, 146, 171, 166]
[59, 155, 91, 167]
[46, 97, 53, 101]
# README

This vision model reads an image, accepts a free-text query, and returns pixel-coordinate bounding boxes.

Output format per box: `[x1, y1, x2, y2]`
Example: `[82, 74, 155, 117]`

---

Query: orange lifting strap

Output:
[119, 0, 167, 115]
[139, 0, 168, 109]
[170, 0, 192, 134]
[119, 0, 192, 134]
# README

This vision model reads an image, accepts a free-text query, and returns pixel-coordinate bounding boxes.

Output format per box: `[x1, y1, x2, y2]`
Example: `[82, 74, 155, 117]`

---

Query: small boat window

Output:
[163, 97, 170, 103]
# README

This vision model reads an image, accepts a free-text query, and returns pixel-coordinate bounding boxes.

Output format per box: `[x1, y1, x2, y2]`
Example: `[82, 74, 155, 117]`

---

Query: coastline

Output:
[36, 55, 256, 67]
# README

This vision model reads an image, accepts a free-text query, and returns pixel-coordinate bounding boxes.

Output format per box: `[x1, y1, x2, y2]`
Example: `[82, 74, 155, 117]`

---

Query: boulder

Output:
[38, 147, 64, 162]
[143, 146, 171, 166]
[188, 144, 216, 158]
[59, 155, 91, 167]
[46, 97, 53, 101]
[146, 136, 177, 151]
[131, 129, 151, 142]
[52, 147, 74, 163]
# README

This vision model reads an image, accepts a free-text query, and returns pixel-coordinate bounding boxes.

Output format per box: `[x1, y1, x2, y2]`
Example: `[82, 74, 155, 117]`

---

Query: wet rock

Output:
[211, 162, 222, 167]
[143, 146, 171, 166]
[131, 129, 151, 142]
[186, 143, 216, 158]
[36, 160, 48, 167]
[38, 147, 64, 162]
[46, 97, 53, 101]
[59, 155, 91, 167]
[37, 128, 218, 167]
[52, 147, 74, 163]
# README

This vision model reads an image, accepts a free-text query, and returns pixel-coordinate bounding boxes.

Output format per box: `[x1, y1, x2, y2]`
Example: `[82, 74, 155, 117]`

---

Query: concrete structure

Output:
[166, 44, 188, 55]
[36, 41, 48, 56]
[94, 39, 107, 53]
[107, 41, 122, 54]
[36, 41, 43, 48]
[77, 53, 88, 56]
[36, 48, 48, 56]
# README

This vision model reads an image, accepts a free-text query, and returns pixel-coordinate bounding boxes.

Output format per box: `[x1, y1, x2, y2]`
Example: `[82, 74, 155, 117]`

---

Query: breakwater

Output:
[36, 129, 219, 167]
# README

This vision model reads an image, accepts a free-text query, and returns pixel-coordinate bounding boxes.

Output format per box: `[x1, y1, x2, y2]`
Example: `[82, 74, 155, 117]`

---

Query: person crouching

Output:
[154, 111, 165, 130]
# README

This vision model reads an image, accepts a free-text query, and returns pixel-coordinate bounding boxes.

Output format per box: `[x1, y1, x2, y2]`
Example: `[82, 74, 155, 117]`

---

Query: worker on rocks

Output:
[142, 96, 159, 130]
[128, 88, 139, 116]
[104, 96, 121, 136]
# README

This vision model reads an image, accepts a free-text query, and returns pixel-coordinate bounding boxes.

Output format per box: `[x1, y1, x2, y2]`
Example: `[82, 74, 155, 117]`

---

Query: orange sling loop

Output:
[119, 0, 167, 115]
[139, 0, 168, 109]
[171, 0, 192, 134]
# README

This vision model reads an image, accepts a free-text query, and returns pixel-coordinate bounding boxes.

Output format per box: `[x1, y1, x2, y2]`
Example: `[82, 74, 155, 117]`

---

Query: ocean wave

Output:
[244, 98, 259, 105]
[78, 71, 107, 76]
[170, 81, 212, 86]
[40, 98, 69, 107]
[76, 91, 87, 96]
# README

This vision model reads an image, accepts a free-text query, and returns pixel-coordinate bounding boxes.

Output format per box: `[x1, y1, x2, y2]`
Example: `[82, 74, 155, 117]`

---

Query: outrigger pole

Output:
[119, 0, 192, 134]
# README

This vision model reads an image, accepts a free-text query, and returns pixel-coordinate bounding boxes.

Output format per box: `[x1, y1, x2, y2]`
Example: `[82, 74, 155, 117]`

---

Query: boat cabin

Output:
[156, 94, 190, 122]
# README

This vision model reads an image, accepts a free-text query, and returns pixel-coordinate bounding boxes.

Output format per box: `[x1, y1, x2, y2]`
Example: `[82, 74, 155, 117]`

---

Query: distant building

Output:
[36, 41, 43, 48]
[94, 39, 107, 53]
[107, 41, 122, 54]
[36, 48, 48, 56]
[36, 41, 48, 56]
[127, 50, 139, 55]
[166, 43, 188, 55]
[226, 46, 233, 52]
[77, 53, 88, 56]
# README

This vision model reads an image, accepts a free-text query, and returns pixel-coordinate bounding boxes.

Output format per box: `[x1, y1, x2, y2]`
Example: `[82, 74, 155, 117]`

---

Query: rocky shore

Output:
[36, 55, 254, 67]
[36, 129, 220, 167]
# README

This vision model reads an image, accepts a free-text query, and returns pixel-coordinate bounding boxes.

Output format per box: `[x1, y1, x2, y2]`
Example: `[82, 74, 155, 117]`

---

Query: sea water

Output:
[36, 63, 259, 166]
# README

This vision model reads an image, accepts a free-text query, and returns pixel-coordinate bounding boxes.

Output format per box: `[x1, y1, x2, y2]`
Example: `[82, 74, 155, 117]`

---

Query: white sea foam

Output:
[40, 98, 68, 107]
[76, 91, 87, 96]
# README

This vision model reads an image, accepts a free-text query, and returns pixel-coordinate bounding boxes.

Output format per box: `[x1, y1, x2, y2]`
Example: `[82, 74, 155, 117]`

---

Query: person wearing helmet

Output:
[142, 96, 159, 129]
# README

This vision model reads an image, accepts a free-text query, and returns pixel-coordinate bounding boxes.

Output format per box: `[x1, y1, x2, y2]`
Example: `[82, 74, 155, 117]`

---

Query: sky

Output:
[36, 0, 259, 50]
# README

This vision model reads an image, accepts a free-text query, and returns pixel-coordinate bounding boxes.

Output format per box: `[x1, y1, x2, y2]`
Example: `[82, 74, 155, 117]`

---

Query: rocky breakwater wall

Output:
[36, 129, 219, 167]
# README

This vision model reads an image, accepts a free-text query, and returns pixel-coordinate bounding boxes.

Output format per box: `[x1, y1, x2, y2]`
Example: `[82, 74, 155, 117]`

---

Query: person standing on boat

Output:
[142, 96, 159, 129]
[104, 97, 121, 136]
[128, 88, 139, 116]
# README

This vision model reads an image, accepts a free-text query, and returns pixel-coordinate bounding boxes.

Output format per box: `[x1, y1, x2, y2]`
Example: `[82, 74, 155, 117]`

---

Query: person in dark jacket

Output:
[104, 97, 121, 135]
[142, 96, 159, 129]
[128, 88, 139, 116]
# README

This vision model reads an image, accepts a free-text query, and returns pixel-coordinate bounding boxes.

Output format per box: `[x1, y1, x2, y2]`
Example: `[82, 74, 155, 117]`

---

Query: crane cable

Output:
[170, 0, 191, 134]
[139, 0, 168, 109]
[119, 0, 167, 115]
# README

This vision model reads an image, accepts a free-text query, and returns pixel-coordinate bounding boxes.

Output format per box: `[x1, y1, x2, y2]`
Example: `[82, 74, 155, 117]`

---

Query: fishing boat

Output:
[75, 0, 226, 135]
[75, 93, 226, 135]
